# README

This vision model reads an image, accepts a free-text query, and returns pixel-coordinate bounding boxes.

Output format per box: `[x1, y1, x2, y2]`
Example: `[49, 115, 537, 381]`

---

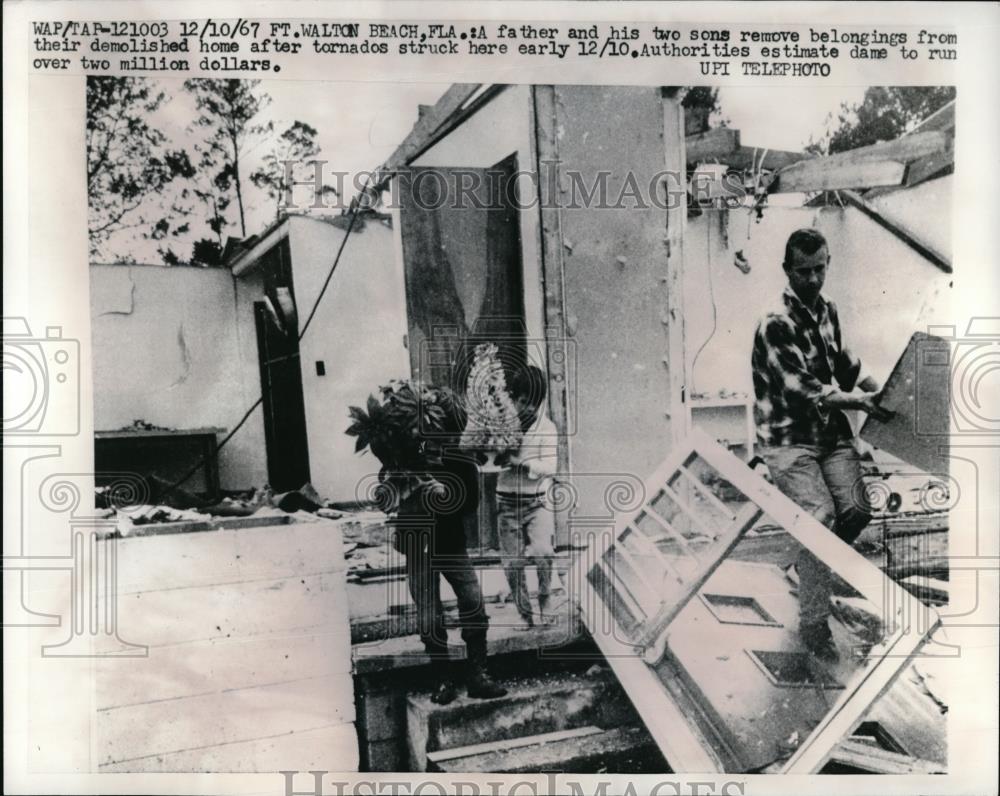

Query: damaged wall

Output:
[90, 263, 267, 491]
[286, 215, 409, 503]
[550, 85, 675, 521]
[683, 180, 953, 410]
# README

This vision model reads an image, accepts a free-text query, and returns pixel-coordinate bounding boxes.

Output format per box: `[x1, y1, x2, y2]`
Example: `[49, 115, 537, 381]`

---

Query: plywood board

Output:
[861, 332, 951, 475]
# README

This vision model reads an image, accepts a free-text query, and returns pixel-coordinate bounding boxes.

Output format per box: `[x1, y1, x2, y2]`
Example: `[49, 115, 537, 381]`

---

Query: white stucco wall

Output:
[683, 181, 953, 402]
[90, 264, 267, 490]
[286, 215, 408, 502]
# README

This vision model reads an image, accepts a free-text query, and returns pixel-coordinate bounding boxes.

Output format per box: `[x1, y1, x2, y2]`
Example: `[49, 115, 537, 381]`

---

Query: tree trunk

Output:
[233, 150, 246, 237]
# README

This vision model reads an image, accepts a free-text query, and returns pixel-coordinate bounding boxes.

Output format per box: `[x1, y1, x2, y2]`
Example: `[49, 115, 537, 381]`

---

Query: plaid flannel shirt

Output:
[752, 286, 863, 447]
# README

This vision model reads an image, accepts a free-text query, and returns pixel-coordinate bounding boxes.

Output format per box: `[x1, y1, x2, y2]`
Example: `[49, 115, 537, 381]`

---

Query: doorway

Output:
[254, 299, 311, 492]
[398, 152, 527, 549]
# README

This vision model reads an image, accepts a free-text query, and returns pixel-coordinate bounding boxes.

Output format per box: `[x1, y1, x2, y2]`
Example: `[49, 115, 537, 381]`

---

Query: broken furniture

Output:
[95, 426, 225, 502]
[574, 427, 941, 773]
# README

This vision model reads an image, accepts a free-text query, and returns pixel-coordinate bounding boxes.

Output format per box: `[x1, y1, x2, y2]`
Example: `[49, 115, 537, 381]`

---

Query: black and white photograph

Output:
[3, 3, 997, 795]
[80, 78, 956, 774]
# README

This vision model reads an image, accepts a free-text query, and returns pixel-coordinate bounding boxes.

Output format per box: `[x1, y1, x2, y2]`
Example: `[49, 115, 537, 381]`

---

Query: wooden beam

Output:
[532, 85, 573, 550]
[685, 127, 739, 163]
[774, 159, 906, 193]
[664, 93, 689, 445]
[721, 146, 810, 172]
[904, 142, 954, 187]
[771, 131, 949, 193]
[829, 738, 944, 774]
[840, 189, 952, 273]
[911, 99, 955, 135]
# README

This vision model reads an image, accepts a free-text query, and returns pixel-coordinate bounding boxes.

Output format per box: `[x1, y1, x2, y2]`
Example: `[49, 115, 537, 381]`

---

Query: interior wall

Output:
[552, 85, 674, 520]
[683, 187, 952, 415]
[287, 215, 409, 503]
[90, 264, 267, 491]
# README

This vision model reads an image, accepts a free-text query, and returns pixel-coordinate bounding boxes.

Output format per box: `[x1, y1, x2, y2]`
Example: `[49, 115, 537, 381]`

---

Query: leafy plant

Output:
[346, 380, 465, 470]
[346, 380, 468, 512]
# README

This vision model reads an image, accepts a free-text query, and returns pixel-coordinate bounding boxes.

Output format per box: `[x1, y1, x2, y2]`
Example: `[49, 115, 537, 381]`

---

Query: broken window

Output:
[701, 594, 781, 627]
[572, 428, 942, 773]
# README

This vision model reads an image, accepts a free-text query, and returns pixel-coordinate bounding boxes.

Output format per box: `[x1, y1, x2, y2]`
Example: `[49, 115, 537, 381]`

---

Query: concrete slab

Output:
[405, 667, 636, 771]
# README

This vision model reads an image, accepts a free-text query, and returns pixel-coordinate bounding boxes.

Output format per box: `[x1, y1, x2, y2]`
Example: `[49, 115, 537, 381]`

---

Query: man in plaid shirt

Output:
[752, 228, 892, 660]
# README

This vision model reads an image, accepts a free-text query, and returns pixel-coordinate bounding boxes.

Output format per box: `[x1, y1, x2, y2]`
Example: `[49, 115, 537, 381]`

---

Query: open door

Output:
[397, 153, 527, 391]
[573, 428, 941, 772]
[254, 300, 311, 492]
[397, 153, 527, 550]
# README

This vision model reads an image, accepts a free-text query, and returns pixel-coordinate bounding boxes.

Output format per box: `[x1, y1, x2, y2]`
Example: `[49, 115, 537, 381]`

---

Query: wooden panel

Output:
[95, 572, 351, 653]
[861, 332, 951, 474]
[94, 519, 355, 772]
[100, 722, 359, 773]
[98, 676, 355, 768]
[95, 633, 353, 710]
[112, 520, 348, 594]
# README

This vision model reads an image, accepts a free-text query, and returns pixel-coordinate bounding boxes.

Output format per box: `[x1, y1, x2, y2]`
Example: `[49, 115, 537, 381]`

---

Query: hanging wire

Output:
[149, 179, 372, 505]
[689, 218, 718, 396]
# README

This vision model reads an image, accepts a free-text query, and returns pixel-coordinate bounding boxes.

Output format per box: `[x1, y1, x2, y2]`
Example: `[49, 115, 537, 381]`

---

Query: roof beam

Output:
[686, 128, 810, 172]
[840, 189, 952, 273]
[685, 127, 740, 162]
[770, 131, 949, 193]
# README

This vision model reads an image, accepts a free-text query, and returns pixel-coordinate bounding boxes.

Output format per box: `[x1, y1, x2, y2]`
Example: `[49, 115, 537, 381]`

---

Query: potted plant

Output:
[345, 379, 467, 512]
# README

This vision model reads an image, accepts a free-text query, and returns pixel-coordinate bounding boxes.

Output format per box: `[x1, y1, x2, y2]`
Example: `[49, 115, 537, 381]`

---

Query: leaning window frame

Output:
[570, 426, 941, 774]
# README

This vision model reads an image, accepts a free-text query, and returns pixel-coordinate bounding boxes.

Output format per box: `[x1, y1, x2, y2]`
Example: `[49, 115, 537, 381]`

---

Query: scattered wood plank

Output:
[829, 738, 944, 774]
[427, 725, 605, 765]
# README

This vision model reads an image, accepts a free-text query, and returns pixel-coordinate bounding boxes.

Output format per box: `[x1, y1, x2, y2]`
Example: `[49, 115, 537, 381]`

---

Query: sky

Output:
[101, 81, 867, 264]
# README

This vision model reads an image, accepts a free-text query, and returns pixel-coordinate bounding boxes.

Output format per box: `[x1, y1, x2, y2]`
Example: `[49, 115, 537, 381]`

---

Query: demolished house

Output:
[87, 87, 954, 774]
